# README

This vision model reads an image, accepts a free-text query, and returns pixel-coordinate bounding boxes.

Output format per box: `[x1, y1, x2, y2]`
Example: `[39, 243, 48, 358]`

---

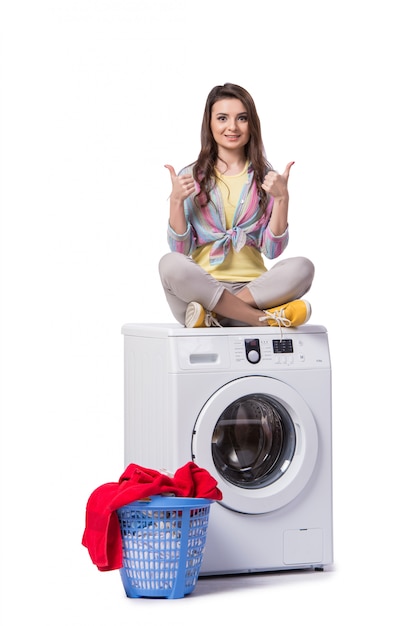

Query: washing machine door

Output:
[192, 376, 318, 514]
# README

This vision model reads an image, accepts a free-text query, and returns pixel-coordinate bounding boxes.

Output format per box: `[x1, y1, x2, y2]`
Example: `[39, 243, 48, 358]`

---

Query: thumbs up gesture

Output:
[165, 164, 196, 202]
[261, 162, 295, 199]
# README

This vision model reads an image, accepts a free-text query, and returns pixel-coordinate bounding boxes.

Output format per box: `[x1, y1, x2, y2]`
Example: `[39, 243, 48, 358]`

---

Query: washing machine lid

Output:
[122, 323, 328, 338]
[192, 376, 319, 515]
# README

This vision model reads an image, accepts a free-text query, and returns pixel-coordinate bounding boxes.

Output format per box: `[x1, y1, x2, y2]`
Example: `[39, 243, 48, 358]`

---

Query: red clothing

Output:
[82, 462, 222, 571]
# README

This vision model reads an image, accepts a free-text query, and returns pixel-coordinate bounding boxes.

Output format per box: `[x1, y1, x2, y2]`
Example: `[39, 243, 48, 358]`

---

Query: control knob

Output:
[247, 349, 260, 364]
[245, 338, 261, 364]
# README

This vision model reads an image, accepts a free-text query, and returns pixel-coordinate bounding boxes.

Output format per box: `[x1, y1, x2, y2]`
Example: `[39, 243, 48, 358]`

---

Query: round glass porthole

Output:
[211, 393, 296, 489]
[192, 376, 319, 514]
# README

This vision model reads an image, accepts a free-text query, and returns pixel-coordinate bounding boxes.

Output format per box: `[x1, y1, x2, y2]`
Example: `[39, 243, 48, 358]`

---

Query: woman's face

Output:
[210, 98, 250, 152]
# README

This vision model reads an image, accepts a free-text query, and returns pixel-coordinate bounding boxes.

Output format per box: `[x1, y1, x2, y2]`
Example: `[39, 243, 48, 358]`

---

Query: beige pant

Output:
[159, 251, 315, 326]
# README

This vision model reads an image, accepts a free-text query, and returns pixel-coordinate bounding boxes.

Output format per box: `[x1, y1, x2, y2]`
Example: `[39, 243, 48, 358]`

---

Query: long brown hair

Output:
[192, 83, 272, 210]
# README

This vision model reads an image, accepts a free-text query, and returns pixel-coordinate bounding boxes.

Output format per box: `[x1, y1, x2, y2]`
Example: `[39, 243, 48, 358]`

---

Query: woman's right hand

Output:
[165, 164, 196, 201]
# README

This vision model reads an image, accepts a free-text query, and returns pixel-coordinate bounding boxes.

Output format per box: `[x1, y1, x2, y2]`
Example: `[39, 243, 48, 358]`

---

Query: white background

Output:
[1, 0, 417, 623]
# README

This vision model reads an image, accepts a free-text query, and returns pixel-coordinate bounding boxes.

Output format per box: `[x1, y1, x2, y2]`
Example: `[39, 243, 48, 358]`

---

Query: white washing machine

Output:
[122, 323, 333, 575]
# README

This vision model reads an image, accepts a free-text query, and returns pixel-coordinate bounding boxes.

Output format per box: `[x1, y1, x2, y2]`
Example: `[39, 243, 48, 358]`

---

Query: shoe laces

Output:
[259, 308, 291, 339]
[205, 310, 222, 327]
[260, 309, 291, 327]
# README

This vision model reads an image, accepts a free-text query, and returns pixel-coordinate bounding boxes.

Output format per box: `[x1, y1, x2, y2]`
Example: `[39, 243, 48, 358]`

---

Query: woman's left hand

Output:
[261, 161, 295, 198]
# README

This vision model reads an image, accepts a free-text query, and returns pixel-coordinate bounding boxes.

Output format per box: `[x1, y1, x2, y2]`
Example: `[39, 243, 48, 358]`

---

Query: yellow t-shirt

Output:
[192, 164, 267, 281]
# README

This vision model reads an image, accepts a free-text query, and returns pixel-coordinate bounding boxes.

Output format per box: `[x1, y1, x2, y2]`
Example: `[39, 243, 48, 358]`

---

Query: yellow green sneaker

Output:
[185, 302, 222, 328]
[259, 299, 311, 327]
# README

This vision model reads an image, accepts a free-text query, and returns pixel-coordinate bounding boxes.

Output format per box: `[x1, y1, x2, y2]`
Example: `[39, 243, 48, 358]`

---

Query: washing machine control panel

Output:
[244, 338, 294, 364]
[232, 336, 309, 368]
[174, 329, 330, 370]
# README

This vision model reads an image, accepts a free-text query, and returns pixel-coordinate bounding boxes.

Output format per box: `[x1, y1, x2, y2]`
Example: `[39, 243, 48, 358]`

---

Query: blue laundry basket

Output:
[116, 495, 213, 599]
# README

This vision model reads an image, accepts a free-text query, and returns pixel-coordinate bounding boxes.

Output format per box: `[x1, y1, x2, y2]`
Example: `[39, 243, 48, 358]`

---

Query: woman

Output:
[159, 83, 314, 328]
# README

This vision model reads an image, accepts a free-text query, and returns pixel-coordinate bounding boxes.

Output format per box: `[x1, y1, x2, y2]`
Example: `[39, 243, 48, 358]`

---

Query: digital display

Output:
[272, 339, 294, 354]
